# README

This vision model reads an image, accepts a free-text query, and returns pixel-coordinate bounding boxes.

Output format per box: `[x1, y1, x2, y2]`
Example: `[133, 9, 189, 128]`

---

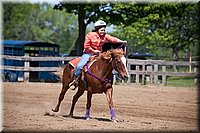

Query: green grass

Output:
[166, 77, 196, 87]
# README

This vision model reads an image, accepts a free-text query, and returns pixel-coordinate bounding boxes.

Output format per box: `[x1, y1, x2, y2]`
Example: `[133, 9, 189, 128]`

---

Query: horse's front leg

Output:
[85, 91, 93, 120]
[105, 87, 117, 122]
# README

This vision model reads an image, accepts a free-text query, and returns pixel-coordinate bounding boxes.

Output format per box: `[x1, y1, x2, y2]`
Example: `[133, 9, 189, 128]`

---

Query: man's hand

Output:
[93, 50, 100, 55]
[122, 40, 127, 44]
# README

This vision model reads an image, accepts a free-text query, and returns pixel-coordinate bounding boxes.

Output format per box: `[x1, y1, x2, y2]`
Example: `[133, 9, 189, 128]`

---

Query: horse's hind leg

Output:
[52, 84, 69, 112]
[52, 63, 73, 112]
[68, 88, 84, 117]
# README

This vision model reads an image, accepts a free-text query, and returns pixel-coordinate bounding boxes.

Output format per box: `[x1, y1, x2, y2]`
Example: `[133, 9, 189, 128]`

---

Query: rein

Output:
[117, 43, 126, 55]
[86, 63, 112, 90]
[118, 43, 125, 49]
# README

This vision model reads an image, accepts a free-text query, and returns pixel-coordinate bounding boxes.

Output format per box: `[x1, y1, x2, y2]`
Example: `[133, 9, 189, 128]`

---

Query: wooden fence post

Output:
[146, 65, 153, 84]
[136, 65, 140, 84]
[142, 64, 145, 85]
[173, 64, 178, 72]
[194, 67, 197, 84]
[162, 66, 166, 85]
[150, 65, 153, 84]
[24, 56, 30, 82]
[154, 64, 158, 85]
[189, 54, 192, 73]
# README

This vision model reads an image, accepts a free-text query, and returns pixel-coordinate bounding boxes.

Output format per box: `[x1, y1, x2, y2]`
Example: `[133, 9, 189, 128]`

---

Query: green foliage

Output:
[54, 3, 107, 55]
[3, 3, 78, 54]
[53, 2, 128, 55]
[4, 3, 40, 40]
[166, 77, 195, 87]
[111, 3, 199, 61]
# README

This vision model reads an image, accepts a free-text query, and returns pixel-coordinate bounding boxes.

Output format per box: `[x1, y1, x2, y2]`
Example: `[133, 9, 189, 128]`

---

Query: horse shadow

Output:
[44, 111, 112, 122]
[93, 117, 112, 122]
[63, 115, 112, 122]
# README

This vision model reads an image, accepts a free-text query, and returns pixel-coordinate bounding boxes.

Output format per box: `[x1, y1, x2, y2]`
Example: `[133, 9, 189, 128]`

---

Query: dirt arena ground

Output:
[2, 82, 199, 132]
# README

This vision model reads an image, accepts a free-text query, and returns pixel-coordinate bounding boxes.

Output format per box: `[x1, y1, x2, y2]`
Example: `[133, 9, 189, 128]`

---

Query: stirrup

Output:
[69, 77, 79, 90]
[69, 79, 77, 86]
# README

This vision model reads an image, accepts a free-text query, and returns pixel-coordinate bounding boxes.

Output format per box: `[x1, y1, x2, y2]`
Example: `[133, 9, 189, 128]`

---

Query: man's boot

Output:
[69, 76, 79, 90]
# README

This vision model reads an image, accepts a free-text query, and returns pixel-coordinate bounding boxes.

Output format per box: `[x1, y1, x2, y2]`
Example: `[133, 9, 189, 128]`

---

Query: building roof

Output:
[2, 40, 59, 47]
[128, 52, 155, 57]
[127, 52, 156, 59]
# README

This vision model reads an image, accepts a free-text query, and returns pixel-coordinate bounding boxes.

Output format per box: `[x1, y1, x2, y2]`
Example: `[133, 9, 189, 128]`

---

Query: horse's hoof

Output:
[44, 111, 55, 116]
[52, 109, 58, 112]
[111, 119, 118, 123]
[85, 117, 90, 120]
[112, 119, 118, 123]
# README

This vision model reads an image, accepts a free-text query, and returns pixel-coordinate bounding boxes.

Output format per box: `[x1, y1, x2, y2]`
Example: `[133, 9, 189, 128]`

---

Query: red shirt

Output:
[83, 32, 122, 54]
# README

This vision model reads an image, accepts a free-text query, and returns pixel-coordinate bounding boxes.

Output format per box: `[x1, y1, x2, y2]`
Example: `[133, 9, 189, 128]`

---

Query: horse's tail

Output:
[52, 65, 64, 81]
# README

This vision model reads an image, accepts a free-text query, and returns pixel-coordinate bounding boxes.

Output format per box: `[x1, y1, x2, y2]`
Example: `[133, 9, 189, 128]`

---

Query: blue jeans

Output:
[74, 52, 92, 77]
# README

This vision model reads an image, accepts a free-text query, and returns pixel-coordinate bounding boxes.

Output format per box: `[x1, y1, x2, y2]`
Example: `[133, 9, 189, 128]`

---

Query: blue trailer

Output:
[2, 40, 60, 82]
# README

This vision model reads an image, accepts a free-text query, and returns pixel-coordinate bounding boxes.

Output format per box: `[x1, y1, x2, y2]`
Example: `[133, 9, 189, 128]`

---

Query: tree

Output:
[3, 3, 40, 40]
[3, 3, 78, 54]
[53, 2, 125, 55]
[111, 3, 199, 61]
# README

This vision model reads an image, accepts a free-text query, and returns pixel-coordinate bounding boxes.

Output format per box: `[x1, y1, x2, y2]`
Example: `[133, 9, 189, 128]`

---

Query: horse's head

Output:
[102, 48, 129, 81]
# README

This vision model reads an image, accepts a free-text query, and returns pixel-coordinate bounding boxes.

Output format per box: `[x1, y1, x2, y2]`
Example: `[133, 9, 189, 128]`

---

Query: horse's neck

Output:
[94, 58, 113, 78]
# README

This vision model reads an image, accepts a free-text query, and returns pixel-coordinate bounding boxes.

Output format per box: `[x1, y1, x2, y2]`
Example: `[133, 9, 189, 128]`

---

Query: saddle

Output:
[68, 57, 81, 68]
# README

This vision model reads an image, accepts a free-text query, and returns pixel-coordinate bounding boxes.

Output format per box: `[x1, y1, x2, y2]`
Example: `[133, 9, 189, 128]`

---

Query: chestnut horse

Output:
[52, 48, 129, 122]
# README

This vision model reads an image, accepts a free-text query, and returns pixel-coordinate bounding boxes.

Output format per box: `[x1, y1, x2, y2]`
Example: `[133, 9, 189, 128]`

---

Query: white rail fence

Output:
[1, 55, 199, 84]
[125, 59, 198, 85]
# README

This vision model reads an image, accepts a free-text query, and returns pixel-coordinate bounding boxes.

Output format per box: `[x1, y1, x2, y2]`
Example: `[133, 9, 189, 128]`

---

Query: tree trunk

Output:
[74, 7, 87, 56]
[172, 44, 179, 72]
[172, 44, 179, 61]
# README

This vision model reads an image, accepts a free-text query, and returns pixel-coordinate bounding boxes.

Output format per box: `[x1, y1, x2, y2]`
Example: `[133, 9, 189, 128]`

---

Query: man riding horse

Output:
[69, 20, 127, 89]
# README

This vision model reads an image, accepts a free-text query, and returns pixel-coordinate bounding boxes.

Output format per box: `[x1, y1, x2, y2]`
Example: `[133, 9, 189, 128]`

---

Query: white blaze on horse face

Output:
[121, 55, 129, 78]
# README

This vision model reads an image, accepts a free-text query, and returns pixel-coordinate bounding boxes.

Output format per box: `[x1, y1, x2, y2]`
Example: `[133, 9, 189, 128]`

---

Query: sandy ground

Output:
[2, 82, 199, 132]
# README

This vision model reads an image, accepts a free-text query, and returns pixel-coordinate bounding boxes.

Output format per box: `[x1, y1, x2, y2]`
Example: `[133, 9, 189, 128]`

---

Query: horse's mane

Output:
[101, 49, 124, 59]
[89, 49, 124, 62]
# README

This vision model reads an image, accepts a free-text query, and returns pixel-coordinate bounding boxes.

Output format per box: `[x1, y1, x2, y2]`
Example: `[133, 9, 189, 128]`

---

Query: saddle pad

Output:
[68, 57, 81, 68]
[68, 57, 96, 69]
